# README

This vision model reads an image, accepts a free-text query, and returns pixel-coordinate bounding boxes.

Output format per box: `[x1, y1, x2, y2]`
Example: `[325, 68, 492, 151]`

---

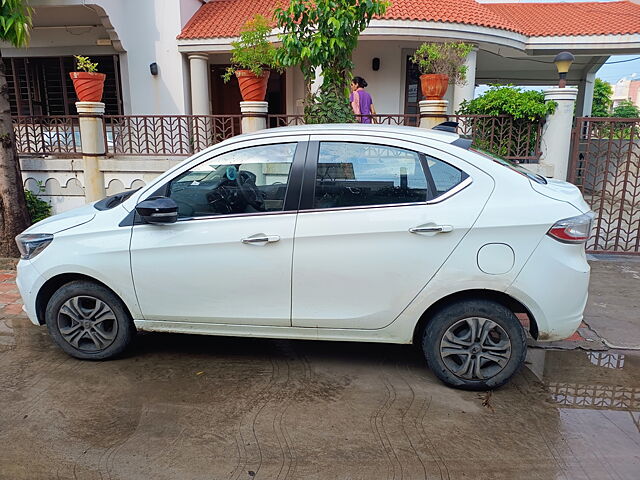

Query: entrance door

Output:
[291, 136, 492, 329]
[210, 66, 286, 115]
[403, 53, 421, 123]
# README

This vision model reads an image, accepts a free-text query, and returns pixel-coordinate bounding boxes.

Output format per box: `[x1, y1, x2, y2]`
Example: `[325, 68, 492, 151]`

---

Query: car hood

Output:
[529, 178, 591, 213]
[24, 203, 96, 235]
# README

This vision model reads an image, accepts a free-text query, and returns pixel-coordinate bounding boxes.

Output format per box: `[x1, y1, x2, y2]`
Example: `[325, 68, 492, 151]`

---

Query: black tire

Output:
[422, 299, 527, 390]
[45, 280, 135, 360]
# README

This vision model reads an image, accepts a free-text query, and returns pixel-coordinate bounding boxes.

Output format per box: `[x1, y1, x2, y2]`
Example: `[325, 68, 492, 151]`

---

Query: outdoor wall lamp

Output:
[553, 51, 574, 88]
[150, 62, 159, 76]
[372, 57, 380, 71]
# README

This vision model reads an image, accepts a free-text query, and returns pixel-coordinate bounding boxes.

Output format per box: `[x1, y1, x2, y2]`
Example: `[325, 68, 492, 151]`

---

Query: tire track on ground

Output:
[404, 363, 450, 480]
[370, 369, 403, 480]
[394, 363, 429, 480]
[233, 357, 280, 480]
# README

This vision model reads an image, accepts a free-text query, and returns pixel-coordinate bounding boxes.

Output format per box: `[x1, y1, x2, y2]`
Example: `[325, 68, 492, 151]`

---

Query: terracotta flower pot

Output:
[235, 69, 270, 102]
[69, 72, 106, 102]
[420, 74, 449, 100]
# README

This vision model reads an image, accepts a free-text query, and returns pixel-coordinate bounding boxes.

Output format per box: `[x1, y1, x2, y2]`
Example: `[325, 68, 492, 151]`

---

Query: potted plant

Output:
[411, 42, 473, 101]
[69, 55, 106, 102]
[222, 14, 280, 102]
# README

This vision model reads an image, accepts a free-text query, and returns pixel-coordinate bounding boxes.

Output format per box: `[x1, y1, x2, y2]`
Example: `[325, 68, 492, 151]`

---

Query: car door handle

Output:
[241, 234, 281, 245]
[409, 225, 453, 234]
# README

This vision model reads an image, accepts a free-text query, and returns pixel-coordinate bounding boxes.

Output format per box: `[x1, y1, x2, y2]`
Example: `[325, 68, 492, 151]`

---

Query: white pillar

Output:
[419, 100, 448, 130]
[452, 47, 477, 114]
[189, 53, 210, 115]
[579, 72, 596, 117]
[76, 101, 106, 202]
[240, 101, 268, 133]
[538, 87, 578, 181]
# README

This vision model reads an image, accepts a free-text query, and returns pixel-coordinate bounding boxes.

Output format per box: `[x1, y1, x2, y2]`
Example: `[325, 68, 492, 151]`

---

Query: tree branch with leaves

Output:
[0, 0, 33, 257]
[275, 0, 389, 123]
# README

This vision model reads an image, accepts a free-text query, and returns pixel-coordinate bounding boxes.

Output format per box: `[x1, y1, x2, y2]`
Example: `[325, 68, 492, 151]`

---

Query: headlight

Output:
[15, 233, 54, 259]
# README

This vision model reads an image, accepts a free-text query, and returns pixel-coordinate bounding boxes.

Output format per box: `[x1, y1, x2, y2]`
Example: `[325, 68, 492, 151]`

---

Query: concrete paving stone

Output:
[0, 272, 16, 283]
[0, 283, 19, 293]
[581, 256, 640, 349]
[1, 303, 25, 316]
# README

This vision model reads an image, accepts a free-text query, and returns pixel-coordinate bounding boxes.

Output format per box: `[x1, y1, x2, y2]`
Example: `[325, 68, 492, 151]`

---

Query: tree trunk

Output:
[0, 52, 30, 257]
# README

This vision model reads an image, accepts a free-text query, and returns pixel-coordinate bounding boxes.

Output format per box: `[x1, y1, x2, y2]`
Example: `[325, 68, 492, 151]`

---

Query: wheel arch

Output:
[35, 273, 134, 326]
[412, 289, 538, 344]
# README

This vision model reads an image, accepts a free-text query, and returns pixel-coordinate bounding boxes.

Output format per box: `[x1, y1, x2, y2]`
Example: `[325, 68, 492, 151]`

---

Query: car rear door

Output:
[291, 135, 493, 329]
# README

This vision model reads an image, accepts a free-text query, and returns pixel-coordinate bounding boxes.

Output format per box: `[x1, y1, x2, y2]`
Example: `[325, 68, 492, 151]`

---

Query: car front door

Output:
[130, 138, 307, 326]
[291, 136, 493, 329]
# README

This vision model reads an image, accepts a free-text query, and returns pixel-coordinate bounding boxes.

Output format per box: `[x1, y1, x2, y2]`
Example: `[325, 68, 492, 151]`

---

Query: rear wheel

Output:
[45, 280, 135, 360]
[422, 300, 527, 390]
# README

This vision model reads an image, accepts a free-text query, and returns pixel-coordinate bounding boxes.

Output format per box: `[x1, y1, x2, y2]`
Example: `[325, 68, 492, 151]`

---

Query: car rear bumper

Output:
[16, 259, 44, 326]
[506, 236, 590, 341]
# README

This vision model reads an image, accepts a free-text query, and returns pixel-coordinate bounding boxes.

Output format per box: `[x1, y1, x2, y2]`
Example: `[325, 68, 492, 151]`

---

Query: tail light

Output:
[547, 212, 595, 244]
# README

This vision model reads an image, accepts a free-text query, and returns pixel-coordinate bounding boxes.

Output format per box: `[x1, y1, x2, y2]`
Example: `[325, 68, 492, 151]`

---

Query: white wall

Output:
[5, 0, 202, 115]
[98, 0, 198, 115]
[352, 40, 405, 114]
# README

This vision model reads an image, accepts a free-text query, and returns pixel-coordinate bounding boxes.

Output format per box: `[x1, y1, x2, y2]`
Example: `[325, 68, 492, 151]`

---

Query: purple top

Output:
[350, 89, 373, 123]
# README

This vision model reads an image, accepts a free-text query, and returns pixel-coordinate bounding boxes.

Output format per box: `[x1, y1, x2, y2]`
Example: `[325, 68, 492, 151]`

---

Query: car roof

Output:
[231, 123, 461, 145]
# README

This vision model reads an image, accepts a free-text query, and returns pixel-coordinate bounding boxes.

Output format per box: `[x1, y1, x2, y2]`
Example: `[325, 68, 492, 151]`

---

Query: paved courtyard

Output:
[0, 258, 639, 480]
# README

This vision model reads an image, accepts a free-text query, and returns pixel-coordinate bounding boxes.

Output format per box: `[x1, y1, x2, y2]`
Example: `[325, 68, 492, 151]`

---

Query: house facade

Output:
[612, 77, 640, 108]
[3, 0, 640, 118]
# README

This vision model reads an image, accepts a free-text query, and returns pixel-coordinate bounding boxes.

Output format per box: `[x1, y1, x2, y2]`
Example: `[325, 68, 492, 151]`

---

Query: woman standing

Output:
[350, 76, 376, 124]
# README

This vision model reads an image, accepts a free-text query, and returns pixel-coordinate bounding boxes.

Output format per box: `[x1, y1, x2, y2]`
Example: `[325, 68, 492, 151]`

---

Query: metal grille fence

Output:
[267, 114, 542, 162]
[13, 116, 81, 156]
[14, 113, 542, 164]
[267, 114, 420, 128]
[103, 115, 241, 156]
[450, 114, 543, 163]
[569, 117, 640, 254]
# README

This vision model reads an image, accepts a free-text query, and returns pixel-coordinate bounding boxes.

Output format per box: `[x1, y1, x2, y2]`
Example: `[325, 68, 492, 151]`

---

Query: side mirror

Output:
[135, 196, 178, 225]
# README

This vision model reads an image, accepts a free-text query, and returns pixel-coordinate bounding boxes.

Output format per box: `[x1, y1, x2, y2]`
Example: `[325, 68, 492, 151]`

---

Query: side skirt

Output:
[133, 319, 412, 344]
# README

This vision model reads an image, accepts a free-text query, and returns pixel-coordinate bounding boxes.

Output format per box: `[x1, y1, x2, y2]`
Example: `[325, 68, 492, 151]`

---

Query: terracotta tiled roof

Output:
[178, 0, 640, 40]
[383, 0, 516, 32]
[485, 1, 640, 37]
[178, 0, 285, 39]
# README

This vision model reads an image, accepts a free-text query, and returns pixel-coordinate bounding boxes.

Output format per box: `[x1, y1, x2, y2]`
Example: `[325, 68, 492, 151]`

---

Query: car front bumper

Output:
[16, 259, 45, 326]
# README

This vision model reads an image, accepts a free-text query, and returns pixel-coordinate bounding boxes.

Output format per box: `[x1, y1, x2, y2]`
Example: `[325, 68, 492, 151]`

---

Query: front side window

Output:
[168, 143, 296, 218]
[314, 142, 429, 208]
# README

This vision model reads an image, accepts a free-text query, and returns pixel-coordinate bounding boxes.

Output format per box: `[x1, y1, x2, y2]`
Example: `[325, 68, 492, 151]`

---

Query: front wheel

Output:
[422, 300, 527, 390]
[45, 280, 135, 360]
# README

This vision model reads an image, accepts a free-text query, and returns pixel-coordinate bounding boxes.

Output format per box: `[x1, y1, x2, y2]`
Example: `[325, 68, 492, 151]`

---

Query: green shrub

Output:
[457, 85, 556, 160]
[25, 182, 52, 224]
[457, 84, 555, 120]
[275, 0, 389, 124]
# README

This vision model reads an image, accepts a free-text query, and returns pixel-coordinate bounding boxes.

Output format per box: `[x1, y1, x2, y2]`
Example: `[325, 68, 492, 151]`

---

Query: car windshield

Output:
[472, 149, 547, 185]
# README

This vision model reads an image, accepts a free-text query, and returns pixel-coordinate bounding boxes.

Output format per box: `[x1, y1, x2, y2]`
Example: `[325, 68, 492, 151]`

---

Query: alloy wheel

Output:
[57, 296, 118, 352]
[439, 317, 512, 381]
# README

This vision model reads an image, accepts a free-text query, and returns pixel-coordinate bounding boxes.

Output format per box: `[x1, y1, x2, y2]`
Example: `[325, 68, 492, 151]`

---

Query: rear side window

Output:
[314, 142, 428, 208]
[425, 155, 469, 197]
[313, 142, 469, 209]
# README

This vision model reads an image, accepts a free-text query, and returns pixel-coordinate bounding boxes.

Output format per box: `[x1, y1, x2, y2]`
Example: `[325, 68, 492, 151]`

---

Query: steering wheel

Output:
[235, 170, 265, 211]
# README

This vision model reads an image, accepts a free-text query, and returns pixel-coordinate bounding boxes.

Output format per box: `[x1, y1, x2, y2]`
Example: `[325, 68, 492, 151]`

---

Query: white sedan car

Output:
[15, 124, 592, 390]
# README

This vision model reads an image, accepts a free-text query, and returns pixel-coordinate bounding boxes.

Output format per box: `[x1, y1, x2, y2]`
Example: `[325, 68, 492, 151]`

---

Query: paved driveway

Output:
[1, 264, 639, 480]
